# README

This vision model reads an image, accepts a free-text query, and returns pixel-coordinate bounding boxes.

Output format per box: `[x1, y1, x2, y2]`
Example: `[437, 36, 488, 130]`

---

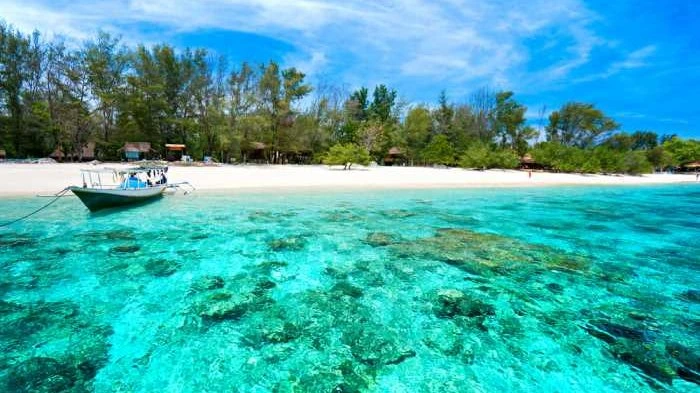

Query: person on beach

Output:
[528, 170, 532, 179]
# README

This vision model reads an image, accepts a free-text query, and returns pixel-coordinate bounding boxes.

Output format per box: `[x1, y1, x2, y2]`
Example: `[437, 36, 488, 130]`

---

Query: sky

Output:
[1, 0, 698, 137]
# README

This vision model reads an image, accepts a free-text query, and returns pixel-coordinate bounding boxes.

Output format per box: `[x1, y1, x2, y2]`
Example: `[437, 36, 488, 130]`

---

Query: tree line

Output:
[1, 24, 698, 173]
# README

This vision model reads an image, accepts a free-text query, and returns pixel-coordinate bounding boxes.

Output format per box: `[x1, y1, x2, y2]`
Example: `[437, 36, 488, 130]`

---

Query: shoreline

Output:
[0, 163, 696, 197]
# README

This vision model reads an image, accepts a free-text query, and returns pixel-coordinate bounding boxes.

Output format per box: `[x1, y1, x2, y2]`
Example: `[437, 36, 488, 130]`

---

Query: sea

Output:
[0, 184, 699, 392]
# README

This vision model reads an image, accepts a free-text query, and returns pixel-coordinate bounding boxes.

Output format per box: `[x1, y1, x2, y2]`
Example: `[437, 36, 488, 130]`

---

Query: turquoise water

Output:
[1, 185, 699, 392]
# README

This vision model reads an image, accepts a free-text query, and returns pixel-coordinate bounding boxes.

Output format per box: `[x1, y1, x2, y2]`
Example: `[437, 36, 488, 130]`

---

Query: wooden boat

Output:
[70, 165, 169, 211]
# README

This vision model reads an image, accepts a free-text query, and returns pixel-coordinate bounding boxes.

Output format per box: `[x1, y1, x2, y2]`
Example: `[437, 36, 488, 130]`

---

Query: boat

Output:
[69, 165, 173, 211]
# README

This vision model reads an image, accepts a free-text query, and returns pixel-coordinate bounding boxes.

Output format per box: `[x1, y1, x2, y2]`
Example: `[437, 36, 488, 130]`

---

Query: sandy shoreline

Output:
[0, 163, 696, 196]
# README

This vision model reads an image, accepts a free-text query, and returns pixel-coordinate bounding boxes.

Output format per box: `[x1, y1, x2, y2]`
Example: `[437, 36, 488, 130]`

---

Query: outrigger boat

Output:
[69, 164, 193, 212]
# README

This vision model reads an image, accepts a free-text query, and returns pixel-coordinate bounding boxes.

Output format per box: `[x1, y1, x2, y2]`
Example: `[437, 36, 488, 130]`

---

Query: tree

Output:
[492, 91, 526, 150]
[469, 87, 496, 142]
[258, 62, 312, 163]
[662, 137, 700, 165]
[546, 102, 619, 148]
[403, 106, 431, 165]
[646, 146, 674, 171]
[459, 144, 519, 169]
[0, 24, 30, 156]
[433, 90, 453, 137]
[458, 143, 490, 169]
[368, 84, 396, 123]
[347, 87, 369, 122]
[322, 143, 371, 169]
[603, 132, 634, 151]
[422, 134, 455, 166]
[630, 131, 658, 150]
[85, 31, 127, 146]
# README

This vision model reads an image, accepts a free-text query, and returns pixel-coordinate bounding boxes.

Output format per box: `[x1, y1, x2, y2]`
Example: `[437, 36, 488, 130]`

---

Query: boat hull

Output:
[70, 186, 166, 212]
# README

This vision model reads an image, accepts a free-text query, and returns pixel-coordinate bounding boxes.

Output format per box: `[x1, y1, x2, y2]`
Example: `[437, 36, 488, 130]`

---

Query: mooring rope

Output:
[0, 187, 71, 228]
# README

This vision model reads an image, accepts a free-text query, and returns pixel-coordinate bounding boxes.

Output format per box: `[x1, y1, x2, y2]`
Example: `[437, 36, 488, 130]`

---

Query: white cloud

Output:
[574, 45, 657, 83]
[0, 0, 629, 95]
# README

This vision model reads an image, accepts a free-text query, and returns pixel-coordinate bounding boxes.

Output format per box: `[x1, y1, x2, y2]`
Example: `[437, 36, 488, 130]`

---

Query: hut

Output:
[519, 154, 544, 170]
[243, 141, 267, 163]
[0, 149, 5, 161]
[384, 147, 406, 166]
[49, 142, 95, 162]
[165, 144, 186, 161]
[119, 142, 155, 161]
[680, 161, 700, 172]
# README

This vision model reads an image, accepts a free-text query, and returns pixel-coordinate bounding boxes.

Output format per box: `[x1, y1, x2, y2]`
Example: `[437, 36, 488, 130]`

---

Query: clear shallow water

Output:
[1, 185, 699, 392]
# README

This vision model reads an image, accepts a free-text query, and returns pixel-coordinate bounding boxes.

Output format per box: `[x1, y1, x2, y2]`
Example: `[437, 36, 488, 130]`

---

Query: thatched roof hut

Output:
[119, 142, 155, 160]
[247, 141, 266, 150]
[519, 154, 544, 170]
[49, 142, 95, 161]
[388, 147, 404, 156]
[165, 143, 186, 151]
[384, 147, 406, 166]
[119, 142, 153, 153]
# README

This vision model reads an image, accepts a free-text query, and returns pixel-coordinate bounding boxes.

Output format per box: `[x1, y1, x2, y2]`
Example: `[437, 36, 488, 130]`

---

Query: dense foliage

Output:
[322, 143, 371, 169]
[0, 24, 697, 174]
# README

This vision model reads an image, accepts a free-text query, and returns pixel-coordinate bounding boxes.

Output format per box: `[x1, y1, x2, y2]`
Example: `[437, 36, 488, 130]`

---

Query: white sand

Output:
[0, 163, 696, 196]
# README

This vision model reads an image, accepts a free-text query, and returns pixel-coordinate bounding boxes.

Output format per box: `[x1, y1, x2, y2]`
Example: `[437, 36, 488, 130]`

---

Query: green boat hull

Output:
[70, 186, 165, 212]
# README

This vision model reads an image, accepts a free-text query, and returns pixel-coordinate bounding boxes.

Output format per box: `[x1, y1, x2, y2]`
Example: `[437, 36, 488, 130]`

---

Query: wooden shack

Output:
[119, 142, 154, 161]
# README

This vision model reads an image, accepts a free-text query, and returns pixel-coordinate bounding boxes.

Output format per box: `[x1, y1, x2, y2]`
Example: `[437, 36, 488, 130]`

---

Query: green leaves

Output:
[547, 102, 619, 148]
[422, 135, 455, 166]
[458, 144, 519, 169]
[322, 143, 371, 169]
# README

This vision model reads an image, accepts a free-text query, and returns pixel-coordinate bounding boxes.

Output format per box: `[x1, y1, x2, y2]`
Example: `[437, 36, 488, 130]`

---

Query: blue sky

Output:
[2, 0, 698, 137]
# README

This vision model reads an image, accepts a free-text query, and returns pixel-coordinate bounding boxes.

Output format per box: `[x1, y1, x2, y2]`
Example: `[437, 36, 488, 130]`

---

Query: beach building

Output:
[680, 161, 700, 172]
[119, 142, 155, 161]
[520, 154, 544, 170]
[165, 144, 186, 161]
[384, 147, 406, 166]
[243, 141, 267, 163]
[49, 142, 95, 162]
[0, 149, 5, 161]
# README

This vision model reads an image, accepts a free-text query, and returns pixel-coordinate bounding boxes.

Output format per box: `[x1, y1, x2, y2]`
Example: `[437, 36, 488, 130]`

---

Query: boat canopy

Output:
[80, 165, 167, 175]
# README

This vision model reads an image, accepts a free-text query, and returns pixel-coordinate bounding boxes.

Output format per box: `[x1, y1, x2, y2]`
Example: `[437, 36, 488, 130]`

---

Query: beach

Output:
[0, 163, 696, 196]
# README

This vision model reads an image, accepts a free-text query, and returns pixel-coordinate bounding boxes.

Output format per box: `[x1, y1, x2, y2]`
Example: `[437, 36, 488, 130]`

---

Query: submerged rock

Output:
[0, 236, 37, 249]
[666, 341, 700, 384]
[344, 328, 415, 367]
[262, 322, 300, 344]
[331, 281, 364, 298]
[257, 260, 288, 272]
[144, 258, 181, 277]
[191, 276, 225, 291]
[589, 321, 654, 343]
[388, 228, 589, 279]
[104, 229, 135, 241]
[379, 209, 416, 219]
[5, 357, 77, 393]
[678, 289, 700, 303]
[611, 343, 676, 385]
[364, 232, 399, 247]
[268, 236, 307, 252]
[434, 289, 495, 319]
[196, 288, 273, 324]
[110, 244, 140, 254]
[199, 300, 248, 322]
[545, 282, 564, 294]
[0, 299, 112, 393]
[677, 367, 700, 385]
[253, 280, 277, 296]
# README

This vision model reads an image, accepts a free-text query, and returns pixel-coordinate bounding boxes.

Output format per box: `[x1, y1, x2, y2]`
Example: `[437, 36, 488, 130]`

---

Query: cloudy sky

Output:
[2, 0, 698, 137]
